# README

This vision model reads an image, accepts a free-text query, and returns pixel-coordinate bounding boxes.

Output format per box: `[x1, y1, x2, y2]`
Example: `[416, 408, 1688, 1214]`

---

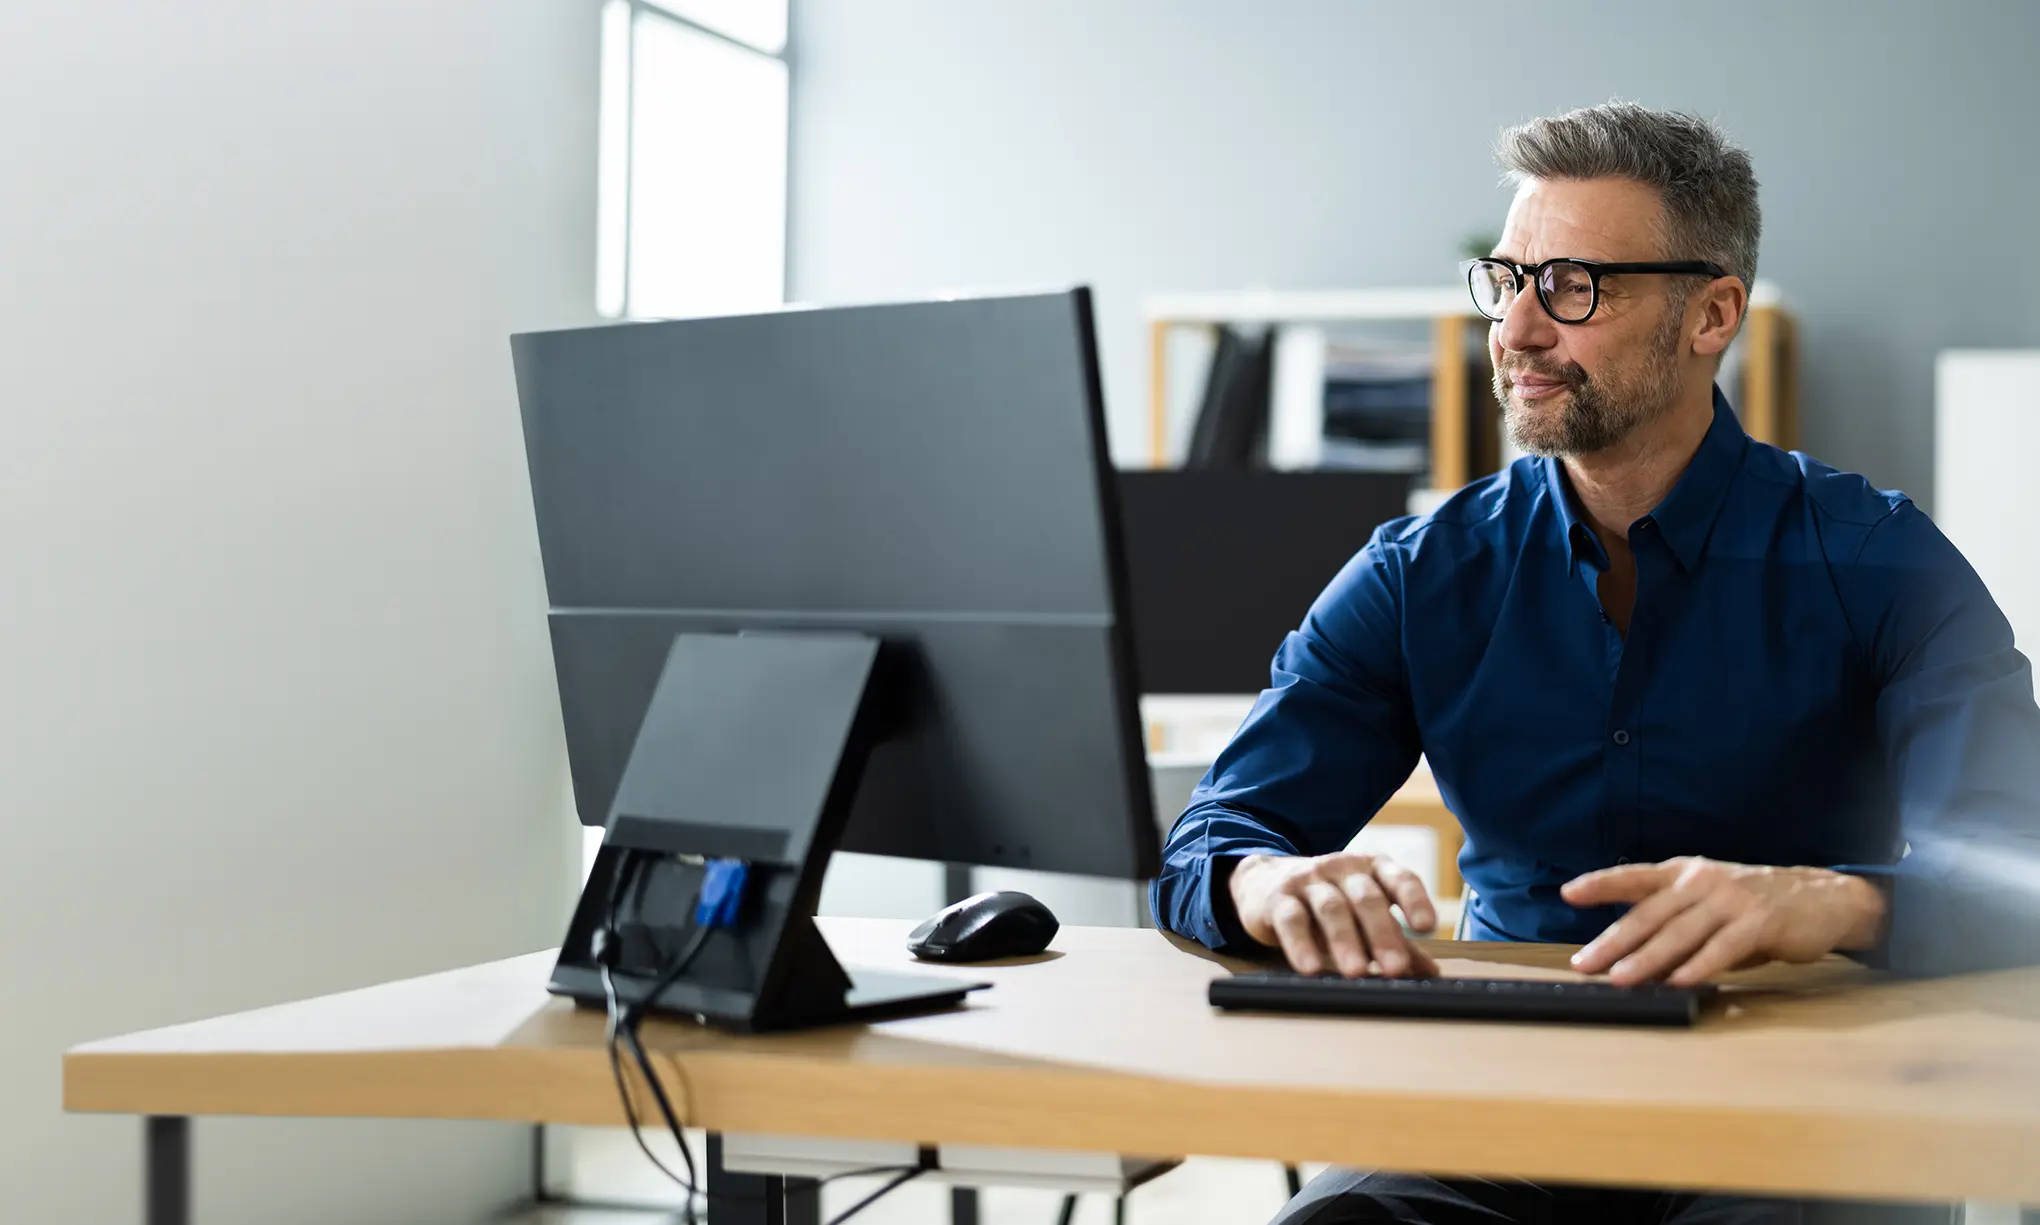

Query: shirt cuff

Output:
[1829, 864, 1896, 970]
[1207, 854, 1259, 952]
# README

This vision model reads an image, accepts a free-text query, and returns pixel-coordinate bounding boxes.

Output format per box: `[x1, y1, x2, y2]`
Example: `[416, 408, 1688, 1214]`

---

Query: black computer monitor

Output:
[511, 288, 1158, 1030]
[1117, 469, 1413, 693]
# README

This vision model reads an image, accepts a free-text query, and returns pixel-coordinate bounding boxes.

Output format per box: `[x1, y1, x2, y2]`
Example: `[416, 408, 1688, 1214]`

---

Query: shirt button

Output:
[1617, 856, 1632, 865]
[1612, 729, 1631, 746]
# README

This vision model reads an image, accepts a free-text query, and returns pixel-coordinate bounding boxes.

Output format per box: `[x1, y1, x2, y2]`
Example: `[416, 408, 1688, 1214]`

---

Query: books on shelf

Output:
[1267, 325, 1327, 470]
[1320, 339, 1433, 475]
[1260, 330, 1435, 474]
[1183, 325, 1273, 470]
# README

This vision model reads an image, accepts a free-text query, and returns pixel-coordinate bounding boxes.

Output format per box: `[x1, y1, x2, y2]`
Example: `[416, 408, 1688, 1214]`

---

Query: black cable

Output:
[601, 964, 701, 1208]
[600, 847, 713, 1221]
[615, 913, 716, 1205]
[820, 1164, 934, 1186]
[621, 919, 715, 1030]
[825, 1165, 929, 1225]
[617, 1001, 702, 1198]
[602, 1016, 922, 1215]
[620, 1002, 926, 1218]
[600, 853, 925, 1219]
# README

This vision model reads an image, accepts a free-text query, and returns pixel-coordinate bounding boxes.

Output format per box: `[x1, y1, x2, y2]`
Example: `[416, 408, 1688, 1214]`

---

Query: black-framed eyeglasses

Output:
[1462, 257, 1731, 324]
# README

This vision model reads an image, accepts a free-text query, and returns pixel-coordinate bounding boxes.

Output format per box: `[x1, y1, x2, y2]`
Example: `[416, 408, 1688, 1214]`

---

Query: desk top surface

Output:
[65, 919, 2040, 1204]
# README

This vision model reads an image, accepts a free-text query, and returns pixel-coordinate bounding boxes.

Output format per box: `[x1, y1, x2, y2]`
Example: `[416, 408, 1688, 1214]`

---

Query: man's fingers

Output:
[1609, 900, 1731, 987]
[1234, 852, 1442, 981]
[1562, 862, 1677, 907]
[1269, 895, 1323, 976]
[1571, 881, 1702, 973]
[1303, 880, 1369, 978]
[1340, 873, 1413, 977]
[1668, 910, 1767, 987]
[1373, 858, 1438, 934]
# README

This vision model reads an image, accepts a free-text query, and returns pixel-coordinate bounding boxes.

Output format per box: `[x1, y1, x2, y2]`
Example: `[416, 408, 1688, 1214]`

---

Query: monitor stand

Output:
[547, 631, 987, 1033]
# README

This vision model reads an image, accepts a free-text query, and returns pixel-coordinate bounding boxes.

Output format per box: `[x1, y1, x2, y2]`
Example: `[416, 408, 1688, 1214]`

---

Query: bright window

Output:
[642, 0, 786, 55]
[595, 0, 790, 320]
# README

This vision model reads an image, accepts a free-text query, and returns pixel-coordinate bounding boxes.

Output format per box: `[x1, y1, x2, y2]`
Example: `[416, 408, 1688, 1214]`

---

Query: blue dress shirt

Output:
[1152, 389, 2040, 975]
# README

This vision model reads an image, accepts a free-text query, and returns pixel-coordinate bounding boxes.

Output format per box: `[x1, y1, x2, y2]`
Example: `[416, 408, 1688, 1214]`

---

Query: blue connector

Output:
[695, 858, 751, 930]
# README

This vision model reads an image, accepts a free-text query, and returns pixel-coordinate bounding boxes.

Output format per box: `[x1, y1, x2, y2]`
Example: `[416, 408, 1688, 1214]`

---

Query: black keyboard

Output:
[1209, 972, 1715, 1027]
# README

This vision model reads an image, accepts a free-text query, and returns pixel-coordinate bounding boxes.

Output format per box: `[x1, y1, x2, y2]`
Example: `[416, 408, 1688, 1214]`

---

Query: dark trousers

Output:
[1269, 1170, 1960, 1225]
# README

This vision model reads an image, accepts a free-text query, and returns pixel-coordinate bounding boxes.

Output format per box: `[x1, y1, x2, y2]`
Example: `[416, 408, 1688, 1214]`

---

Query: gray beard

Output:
[1498, 310, 1684, 458]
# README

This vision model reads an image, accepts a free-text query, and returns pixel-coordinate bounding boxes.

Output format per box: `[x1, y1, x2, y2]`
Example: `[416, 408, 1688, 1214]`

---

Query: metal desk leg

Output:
[146, 1116, 189, 1225]
[951, 1186, 980, 1225]
[943, 867, 984, 1225]
[706, 1132, 819, 1225]
[783, 1175, 819, 1225]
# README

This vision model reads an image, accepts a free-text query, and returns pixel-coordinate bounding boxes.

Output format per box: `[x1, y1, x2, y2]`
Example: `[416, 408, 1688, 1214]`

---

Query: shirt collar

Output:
[1542, 385, 1749, 574]
[1542, 455, 1602, 575]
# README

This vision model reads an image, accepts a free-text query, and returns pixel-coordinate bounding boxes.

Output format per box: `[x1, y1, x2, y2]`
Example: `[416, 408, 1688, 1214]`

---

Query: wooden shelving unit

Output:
[1737, 291, 1799, 449]
[1144, 284, 1797, 487]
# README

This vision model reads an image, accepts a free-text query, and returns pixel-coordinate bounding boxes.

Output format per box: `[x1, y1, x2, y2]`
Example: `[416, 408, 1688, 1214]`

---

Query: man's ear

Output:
[1690, 277, 1749, 359]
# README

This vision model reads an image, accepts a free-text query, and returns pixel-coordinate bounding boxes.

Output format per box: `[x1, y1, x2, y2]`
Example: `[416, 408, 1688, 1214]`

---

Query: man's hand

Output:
[1563, 857, 1888, 987]
[1228, 851, 1440, 978]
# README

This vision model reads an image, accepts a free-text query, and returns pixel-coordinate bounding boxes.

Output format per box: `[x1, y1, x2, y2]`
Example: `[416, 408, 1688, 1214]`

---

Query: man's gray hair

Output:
[1496, 102, 1760, 291]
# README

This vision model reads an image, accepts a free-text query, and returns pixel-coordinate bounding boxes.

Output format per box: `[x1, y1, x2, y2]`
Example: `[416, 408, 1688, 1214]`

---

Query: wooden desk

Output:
[67, 920, 2040, 1221]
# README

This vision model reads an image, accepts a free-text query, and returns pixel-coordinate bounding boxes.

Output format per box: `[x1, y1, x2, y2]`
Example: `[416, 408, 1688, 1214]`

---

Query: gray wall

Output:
[788, 0, 2040, 505]
[0, 1, 596, 1220]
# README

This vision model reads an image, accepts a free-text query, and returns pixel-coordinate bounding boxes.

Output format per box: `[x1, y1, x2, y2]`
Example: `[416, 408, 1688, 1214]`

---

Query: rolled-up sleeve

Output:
[1838, 502, 2040, 975]
[1150, 526, 1424, 951]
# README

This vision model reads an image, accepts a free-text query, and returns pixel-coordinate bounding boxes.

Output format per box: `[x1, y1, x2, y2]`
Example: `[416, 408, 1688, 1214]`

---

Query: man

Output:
[1151, 102, 2040, 1224]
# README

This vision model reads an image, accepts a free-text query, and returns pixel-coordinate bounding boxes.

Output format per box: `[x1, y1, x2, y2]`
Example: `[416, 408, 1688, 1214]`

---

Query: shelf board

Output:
[1144, 281, 1782, 324]
[1144, 288, 1472, 323]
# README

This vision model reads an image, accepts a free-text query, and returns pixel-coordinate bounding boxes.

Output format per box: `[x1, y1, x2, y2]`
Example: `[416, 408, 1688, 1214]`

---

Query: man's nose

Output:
[1494, 280, 1559, 355]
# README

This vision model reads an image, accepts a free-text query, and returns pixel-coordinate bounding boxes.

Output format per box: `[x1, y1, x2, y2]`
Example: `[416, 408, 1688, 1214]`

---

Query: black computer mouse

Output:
[906, 890, 1060, 963]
